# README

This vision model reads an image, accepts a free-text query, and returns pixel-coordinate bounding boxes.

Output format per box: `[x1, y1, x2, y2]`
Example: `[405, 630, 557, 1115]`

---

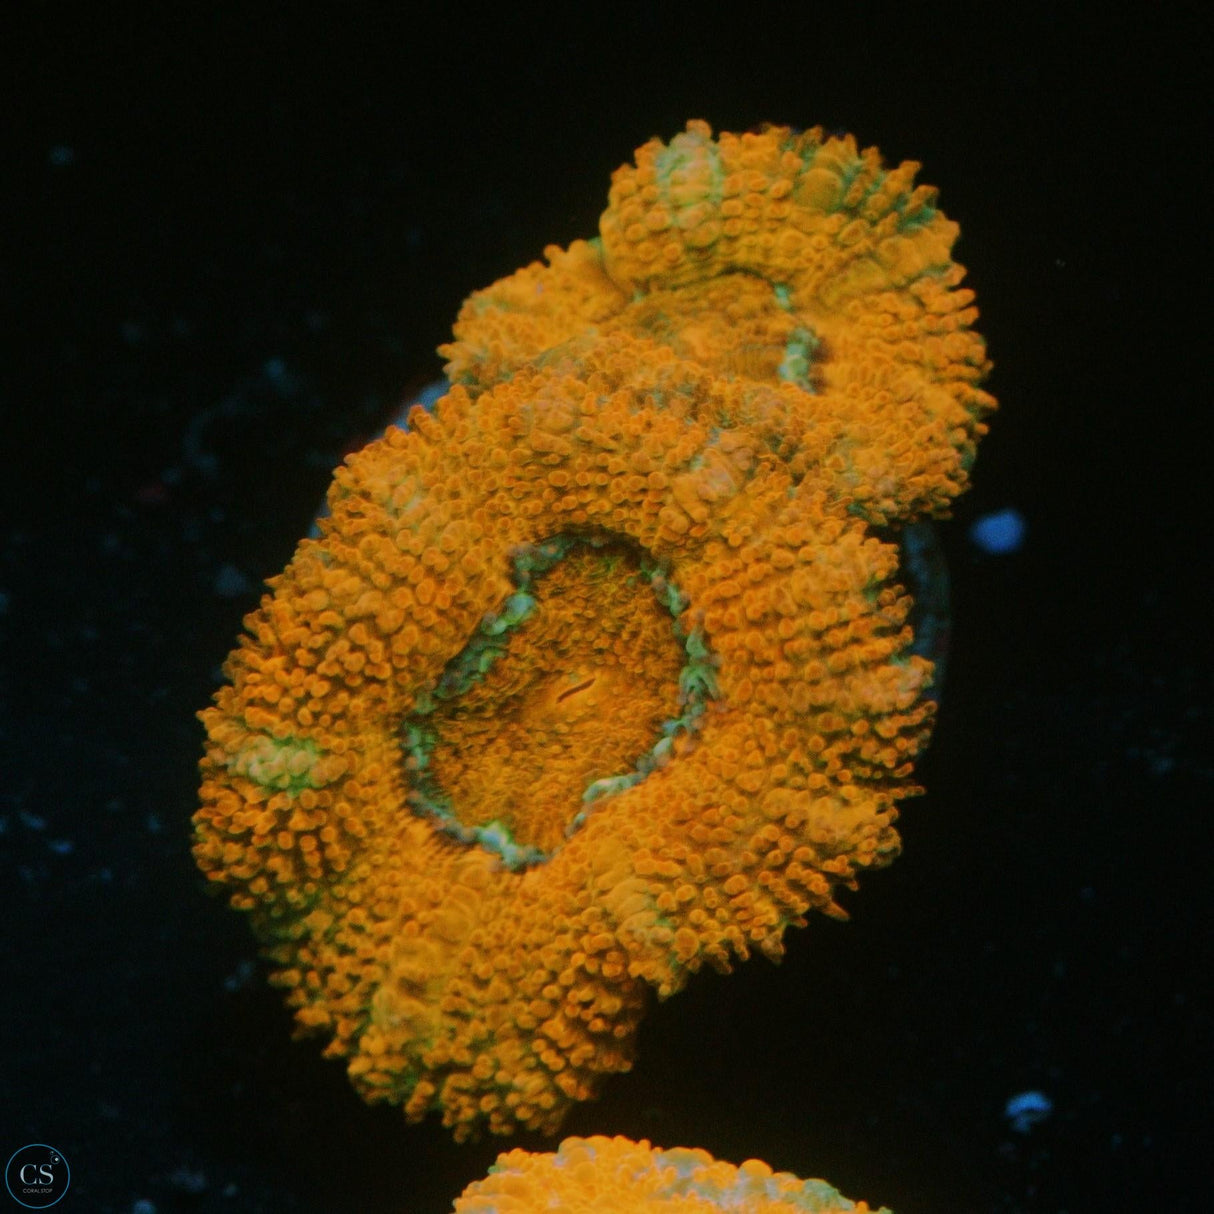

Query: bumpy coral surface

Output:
[194, 121, 993, 1139]
[451, 1135, 890, 1213]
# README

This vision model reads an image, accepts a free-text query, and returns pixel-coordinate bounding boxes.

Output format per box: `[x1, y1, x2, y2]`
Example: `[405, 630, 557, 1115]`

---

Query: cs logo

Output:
[4, 1145, 70, 1209]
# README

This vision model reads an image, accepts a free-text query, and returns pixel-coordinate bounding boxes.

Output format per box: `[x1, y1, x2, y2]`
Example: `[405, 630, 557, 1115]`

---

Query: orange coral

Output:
[450, 1135, 890, 1213]
[444, 119, 993, 526]
[194, 121, 993, 1140]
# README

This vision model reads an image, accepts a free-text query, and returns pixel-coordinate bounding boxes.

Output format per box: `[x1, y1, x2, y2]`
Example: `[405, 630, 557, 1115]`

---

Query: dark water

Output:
[3, 8, 1207, 1212]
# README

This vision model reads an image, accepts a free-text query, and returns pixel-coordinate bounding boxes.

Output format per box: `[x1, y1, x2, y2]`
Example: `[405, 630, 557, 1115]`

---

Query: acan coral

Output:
[450, 1135, 890, 1213]
[194, 121, 994, 1140]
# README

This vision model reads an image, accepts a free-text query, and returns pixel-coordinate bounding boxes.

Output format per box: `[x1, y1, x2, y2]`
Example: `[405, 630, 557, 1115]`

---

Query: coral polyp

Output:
[194, 121, 993, 1139]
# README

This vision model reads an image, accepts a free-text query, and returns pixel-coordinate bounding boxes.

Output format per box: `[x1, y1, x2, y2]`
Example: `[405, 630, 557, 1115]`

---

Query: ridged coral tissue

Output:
[193, 120, 995, 1139]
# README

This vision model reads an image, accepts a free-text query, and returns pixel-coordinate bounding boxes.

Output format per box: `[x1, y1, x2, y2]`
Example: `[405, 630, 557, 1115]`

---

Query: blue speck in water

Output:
[1004, 1089, 1053, 1132]
[970, 507, 1027, 554]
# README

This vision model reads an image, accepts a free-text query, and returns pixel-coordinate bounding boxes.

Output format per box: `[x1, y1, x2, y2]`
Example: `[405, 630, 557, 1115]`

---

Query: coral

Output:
[450, 1135, 890, 1213]
[443, 119, 993, 526]
[194, 121, 993, 1140]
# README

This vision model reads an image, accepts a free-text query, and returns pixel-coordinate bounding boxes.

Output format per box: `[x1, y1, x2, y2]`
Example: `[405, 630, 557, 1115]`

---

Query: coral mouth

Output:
[555, 676, 596, 704]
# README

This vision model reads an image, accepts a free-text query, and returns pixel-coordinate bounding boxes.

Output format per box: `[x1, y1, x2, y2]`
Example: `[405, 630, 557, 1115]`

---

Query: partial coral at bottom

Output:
[449, 1135, 888, 1213]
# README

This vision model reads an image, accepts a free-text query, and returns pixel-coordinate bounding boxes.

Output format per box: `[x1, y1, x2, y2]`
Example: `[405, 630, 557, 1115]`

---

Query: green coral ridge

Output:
[649, 1146, 885, 1212]
[228, 734, 325, 795]
[401, 533, 720, 869]
[772, 283, 821, 390]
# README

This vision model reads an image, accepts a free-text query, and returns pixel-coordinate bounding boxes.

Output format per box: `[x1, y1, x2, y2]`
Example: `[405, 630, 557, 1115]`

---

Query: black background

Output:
[2, 5, 1207, 1212]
